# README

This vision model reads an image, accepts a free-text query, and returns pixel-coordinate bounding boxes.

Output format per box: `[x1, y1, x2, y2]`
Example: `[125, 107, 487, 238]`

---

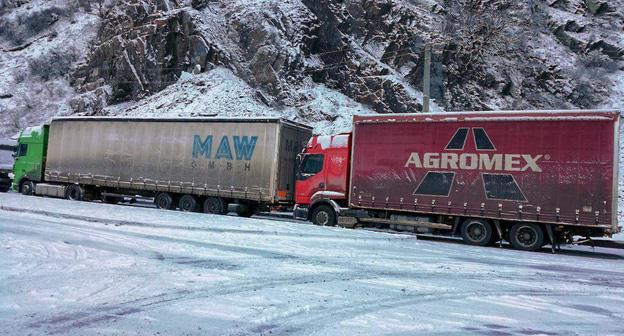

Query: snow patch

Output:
[294, 84, 376, 135]
[106, 68, 375, 136]
[331, 134, 349, 148]
[317, 135, 331, 149]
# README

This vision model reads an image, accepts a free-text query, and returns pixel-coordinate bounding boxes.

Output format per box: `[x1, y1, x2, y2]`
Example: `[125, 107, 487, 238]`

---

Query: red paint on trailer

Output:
[348, 110, 620, 231]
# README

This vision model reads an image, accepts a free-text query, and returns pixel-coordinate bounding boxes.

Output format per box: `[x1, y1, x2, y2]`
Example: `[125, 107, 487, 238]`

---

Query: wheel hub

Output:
[316, 212, 329, 225]
[467, 222, 486, 241]
[517, 227, 536, 246]
[206, 200, 220, 213]
[157, 196, 169, 208]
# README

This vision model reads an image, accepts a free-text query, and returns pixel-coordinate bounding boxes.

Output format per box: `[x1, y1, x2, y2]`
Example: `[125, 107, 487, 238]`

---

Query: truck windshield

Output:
[299, 154, 324, 175]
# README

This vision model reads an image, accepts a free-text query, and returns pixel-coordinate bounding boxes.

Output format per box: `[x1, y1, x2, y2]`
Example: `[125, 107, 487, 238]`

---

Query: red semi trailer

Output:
[294, 110, 621, 251]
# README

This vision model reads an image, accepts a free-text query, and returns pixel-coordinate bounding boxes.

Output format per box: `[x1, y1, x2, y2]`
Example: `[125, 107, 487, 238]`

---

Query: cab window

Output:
[16, 144, 28, 157]
[297, 154, 324, 179]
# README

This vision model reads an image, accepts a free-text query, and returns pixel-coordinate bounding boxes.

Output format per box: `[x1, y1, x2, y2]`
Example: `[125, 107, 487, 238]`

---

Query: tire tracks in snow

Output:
[2, 218, 524, 333]
[226, 289, 609, 336]
[0, 205, 403, 242]
[3, 209, 624, 334]
[0, 218, 162, 308]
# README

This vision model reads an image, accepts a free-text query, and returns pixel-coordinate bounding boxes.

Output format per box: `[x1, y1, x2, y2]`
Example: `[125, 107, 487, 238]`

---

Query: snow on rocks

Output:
[106, 67, 375, 135]
[0, 2, 99, 137]
[293, 83, 375, 135]
[107, 67, 275, 118]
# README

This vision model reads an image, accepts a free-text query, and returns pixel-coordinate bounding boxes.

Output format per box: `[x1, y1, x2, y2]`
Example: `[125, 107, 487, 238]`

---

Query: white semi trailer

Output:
[15, 117, 312, 217]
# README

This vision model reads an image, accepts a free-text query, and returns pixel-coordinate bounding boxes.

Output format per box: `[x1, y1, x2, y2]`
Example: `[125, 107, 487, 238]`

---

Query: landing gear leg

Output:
[493, 220, 503, 248]
[545, 224, 556, 254]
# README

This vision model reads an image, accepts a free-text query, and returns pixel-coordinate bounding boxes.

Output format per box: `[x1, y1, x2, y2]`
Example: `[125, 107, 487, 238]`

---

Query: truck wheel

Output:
[179, 195, 200, 212]
[65, 184, 84, 201]
[509, 223, 544, 252]
[20, 180, 35, 196]
[154, 192, 175, 210]
[461, 218, 494, 246]
[236, 205, 256, 218]
[311, 205, 336, 226]
[203, 197, 226, 214]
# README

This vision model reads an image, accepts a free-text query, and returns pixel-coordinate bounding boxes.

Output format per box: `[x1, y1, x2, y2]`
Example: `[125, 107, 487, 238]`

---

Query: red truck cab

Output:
[295, 134, 350, 225]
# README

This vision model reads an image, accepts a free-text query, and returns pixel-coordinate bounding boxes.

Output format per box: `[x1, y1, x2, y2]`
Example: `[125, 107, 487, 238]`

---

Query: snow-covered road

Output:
[1, 193, 623, 335]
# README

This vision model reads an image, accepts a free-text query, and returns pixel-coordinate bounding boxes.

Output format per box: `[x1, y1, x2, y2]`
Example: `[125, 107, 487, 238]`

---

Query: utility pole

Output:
[422, 44, 431, 113]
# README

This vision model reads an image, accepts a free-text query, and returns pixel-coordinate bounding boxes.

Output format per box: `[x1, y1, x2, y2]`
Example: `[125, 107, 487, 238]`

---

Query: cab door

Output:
[295, 153, 326, 205]
[12, 143, 32, 183]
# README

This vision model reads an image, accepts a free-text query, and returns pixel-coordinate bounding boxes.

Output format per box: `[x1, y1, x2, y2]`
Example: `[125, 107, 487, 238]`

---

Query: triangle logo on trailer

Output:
[404, 128, 540, 201]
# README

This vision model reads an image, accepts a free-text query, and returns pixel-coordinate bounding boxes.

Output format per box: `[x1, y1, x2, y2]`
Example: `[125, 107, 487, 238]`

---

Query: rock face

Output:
[0, 0, 99, 136]
[70, 0, 623, 116]
[70, 1, 229, 111]
[1, 0, 623, 136]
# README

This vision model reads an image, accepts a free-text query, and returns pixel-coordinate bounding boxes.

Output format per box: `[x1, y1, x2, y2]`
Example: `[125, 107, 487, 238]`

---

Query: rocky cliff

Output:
[1, 0, 623, 136]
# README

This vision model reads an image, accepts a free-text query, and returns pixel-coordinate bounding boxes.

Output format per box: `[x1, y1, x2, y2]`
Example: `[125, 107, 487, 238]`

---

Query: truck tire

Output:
[311, 205, 336, 226]
[203, 197, 226, 215]
[65, 184, 84, 201]
[154, 192, 175, 210]
[236, 205, 256, 218]
[509, 223, 544, 252]
[179, 195, 200, 212]
[20, 180, 35, 196]
[461, 218, 494, 246]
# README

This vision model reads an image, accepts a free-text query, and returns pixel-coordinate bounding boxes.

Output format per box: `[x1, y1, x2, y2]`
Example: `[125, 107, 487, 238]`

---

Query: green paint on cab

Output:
[12, 125, 48, 191]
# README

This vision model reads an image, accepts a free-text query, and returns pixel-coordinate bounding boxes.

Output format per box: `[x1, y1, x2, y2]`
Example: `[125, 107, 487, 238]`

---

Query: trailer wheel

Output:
[179, 195, 200, 212]
[20, 180, 35, 196]
[509, 223, 544, 252]
[203, 197, 226, 214]
[65, 184, 84, 201]
[311, 205, 336, 226]
[154, 192, 175, 210]
[461, 218, 494, 246]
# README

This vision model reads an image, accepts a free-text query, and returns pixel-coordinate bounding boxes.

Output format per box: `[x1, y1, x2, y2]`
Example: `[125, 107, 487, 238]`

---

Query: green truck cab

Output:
[12, 125, 48, 194]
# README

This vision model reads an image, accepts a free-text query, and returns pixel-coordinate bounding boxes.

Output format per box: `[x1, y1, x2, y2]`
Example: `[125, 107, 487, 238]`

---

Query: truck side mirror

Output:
[295, 154, 302, 168]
